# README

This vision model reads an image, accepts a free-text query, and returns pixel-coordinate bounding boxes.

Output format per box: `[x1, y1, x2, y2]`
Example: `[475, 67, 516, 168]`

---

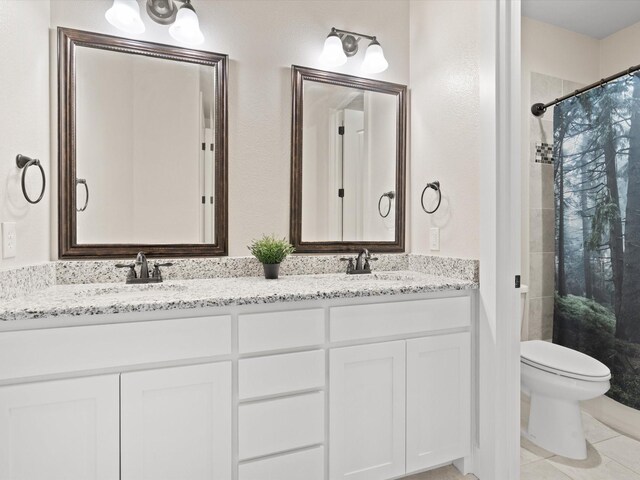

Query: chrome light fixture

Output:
[105, 0, 145, 34]
[106, 0, 205, 46]
[361, 38, 389, 74]
[168, 1, 204, 46]
[319, 27, 389, 74]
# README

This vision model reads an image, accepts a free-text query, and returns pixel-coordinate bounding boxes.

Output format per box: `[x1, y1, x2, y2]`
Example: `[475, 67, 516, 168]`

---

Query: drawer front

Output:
[238, 309, 324, 353]
[0, 316, 231, 381]
[239, 446, 324, 480]
[330, 296, 471, 342]
[239, 350, 325, 400]
[238, 392, 324, 460]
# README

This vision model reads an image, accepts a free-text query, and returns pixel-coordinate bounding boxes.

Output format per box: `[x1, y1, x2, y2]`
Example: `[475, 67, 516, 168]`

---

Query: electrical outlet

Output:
[430, 227, 440, 251]
[2, 222, 17, 259]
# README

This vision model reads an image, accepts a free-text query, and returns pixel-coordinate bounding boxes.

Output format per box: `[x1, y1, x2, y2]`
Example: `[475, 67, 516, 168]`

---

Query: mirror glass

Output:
[291, 66, 406, 253]
[58, 28, 227, 258]
[75, 47, 217, 245]
[301, 81, 397, 242]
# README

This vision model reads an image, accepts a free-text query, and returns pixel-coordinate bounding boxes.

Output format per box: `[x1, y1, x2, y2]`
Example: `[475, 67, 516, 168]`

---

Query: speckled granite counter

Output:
[0, 271, 477, 321]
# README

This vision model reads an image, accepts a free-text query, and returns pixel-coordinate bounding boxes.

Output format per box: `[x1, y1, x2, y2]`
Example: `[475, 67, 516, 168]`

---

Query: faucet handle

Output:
[152, 262, 173, 280]
[115, 263, 137, 281]
[115, 263, 135, 269]
[340, 257, 355, 273]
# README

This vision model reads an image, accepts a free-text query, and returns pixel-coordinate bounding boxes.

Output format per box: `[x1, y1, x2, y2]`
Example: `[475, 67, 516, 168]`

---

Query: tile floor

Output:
[404, 400, 640, 480]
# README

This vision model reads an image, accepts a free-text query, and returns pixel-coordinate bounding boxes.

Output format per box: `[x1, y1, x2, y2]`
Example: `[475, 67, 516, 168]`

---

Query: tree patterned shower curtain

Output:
[554, 73, 640, 409]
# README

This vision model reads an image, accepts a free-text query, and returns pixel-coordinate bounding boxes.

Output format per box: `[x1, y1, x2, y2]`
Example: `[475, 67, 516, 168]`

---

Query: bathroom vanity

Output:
[0, 271, 477, 480]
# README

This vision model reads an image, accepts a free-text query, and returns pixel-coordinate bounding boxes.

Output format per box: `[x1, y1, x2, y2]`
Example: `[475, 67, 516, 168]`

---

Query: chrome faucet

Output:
[116, 252, 173, 284]
[341, 249, 378, 274]
[136, 252, 150, 279]
[356, 248, 370, 271]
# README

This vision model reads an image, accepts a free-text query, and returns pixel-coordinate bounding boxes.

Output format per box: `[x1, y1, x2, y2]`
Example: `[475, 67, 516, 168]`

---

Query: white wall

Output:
[0, 0, 51, 270]
[600, 20, 640, 77]
[50, 0, 410, 256]
[131, 58, 201, 244]
[364, 91, 396, 241]
[409, 0, 481, 259]
[76, 48, 135, 244]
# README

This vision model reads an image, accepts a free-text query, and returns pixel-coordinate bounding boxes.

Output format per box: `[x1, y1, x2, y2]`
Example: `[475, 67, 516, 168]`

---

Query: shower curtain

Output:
[553, 73, 640, 409]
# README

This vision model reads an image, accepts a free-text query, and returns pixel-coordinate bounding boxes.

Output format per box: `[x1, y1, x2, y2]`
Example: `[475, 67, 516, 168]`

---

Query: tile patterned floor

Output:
[404, 465, 476, 479]
[403, 401, 640, 480]
[521, 400, 640, 480]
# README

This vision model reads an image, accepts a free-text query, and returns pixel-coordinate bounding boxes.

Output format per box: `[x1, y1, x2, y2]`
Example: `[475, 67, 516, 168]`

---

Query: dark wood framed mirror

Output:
[58, 27, 228, 259]
[290, 65, 407, 253]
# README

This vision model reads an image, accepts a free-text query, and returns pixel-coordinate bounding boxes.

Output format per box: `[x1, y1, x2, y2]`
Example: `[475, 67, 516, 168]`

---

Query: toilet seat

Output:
[521, 340, 611, 382]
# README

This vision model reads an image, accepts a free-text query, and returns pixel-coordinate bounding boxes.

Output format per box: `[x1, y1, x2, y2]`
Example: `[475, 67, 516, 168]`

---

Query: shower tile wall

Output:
[528, 72, 584, 340]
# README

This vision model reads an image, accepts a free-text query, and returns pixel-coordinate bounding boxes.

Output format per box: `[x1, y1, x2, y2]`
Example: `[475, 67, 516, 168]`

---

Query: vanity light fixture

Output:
[105, 0, 205, 46]
[105, 0, 146, 34]
[319, 27, 389, 74]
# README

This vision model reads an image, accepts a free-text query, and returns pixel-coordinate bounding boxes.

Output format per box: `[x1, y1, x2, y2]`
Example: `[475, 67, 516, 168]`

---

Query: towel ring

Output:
[16, 154, 46, 205]
[421, 180, 441, 214]
[378, 191, 395, 218]
[76, 178, 89, 212]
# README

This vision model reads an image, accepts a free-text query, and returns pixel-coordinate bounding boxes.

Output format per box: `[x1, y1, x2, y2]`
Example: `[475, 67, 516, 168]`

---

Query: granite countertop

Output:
[0, 270, 477, 321]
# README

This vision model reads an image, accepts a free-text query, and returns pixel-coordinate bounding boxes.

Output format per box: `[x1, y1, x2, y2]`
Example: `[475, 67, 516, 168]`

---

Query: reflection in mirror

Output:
[301, 82, 397, 242]
[58, 28, 228, 258]
[291, 66, 406, 253]
[75, 47, 217, 245]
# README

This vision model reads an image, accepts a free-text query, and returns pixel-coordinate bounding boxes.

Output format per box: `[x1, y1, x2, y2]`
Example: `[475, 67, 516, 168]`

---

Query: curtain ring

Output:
[421, 180, 441, 214]
[16, 154, 46, 205]
[76, 178, 89, 212]
[378, 191, 395, 218]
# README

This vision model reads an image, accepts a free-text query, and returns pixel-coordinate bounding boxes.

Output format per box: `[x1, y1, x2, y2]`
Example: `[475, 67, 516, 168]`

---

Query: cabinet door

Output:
[406, 332, 471, 473]
[121, 362, 232, 480]
[0, 375, 120, 480]
[329, 341, 405, 480]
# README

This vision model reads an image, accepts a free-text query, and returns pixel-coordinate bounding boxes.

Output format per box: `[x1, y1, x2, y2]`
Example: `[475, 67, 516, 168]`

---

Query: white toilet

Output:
[520, 286, 611, 460]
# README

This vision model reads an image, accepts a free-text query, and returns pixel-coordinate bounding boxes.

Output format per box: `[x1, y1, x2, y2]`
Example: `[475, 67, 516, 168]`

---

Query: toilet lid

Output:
[521, 340, 611, 381]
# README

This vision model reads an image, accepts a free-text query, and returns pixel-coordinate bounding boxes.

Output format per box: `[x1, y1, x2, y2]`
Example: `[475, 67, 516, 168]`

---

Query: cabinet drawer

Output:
[239, 350, 325, 400]
[238, 309, 324, 353]
[239, 446, 324, 480]
[330, 297, 470, 342]
[238, 392, 324, 460]
[0, 316, 231, 381]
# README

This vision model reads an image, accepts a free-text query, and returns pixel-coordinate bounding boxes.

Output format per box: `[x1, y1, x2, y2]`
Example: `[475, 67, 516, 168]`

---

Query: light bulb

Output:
[362, 38, 388, 74]
[169, 1, 205, 46]
[105, 0, 145, 34]
[319, 30, 347, 67]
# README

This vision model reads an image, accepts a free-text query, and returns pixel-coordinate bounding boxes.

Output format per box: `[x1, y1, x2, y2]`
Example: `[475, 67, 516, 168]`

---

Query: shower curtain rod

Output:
[531, 63, 640, 117]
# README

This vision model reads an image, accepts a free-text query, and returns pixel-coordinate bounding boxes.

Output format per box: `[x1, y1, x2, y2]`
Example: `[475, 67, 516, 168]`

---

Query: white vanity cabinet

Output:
[121, 363, 232, 480]
[329, 297, 472, 480]
[0, 375, 120, 480]
[0, 291, 476, 480]
[406, 333, 471, 472]
[329, 341, 407, 480]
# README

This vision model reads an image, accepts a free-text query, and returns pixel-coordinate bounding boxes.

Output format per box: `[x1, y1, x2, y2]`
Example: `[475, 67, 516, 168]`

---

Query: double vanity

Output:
[0, 260, 477, 480]
[0, 19, 477, 480]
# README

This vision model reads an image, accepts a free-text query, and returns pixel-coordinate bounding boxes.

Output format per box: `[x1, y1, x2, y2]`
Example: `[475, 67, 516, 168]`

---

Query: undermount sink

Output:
[75, 283, 189, 297]
[345, 271, 424, 282]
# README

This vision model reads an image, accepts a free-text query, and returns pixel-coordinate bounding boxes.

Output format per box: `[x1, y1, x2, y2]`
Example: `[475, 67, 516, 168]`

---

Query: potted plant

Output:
[248, 235, 295, 279]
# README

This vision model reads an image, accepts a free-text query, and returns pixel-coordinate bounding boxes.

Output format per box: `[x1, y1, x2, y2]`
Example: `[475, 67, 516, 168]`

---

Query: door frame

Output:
[476, 0, 522, 479]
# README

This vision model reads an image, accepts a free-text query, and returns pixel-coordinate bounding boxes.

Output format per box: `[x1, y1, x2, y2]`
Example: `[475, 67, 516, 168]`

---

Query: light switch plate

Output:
[430, 227, 440, 251]
[2, 222, 17, 259]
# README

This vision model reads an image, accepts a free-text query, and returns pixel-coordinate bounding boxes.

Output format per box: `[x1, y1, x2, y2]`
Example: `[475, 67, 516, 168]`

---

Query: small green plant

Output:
[248, 235, 295, 264]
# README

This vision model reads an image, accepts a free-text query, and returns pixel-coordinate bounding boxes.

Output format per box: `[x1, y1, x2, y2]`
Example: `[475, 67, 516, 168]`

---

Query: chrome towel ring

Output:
[76, 178, 89, 212]
[421, 180, 441, 214]
[378, 191, 395, 218]
[16, 154, 46, 205]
